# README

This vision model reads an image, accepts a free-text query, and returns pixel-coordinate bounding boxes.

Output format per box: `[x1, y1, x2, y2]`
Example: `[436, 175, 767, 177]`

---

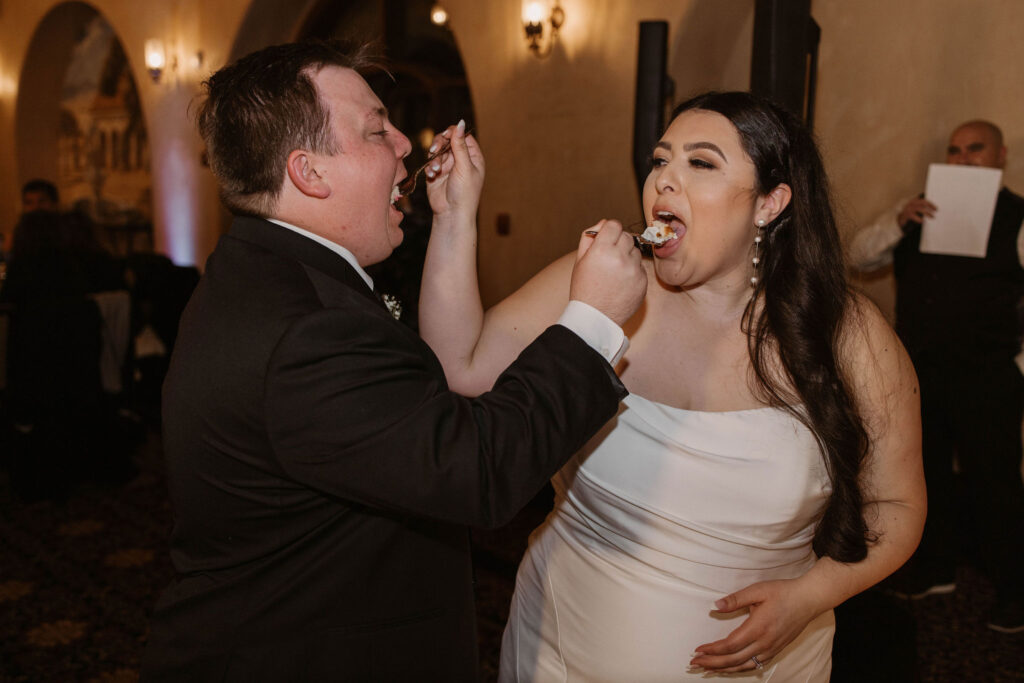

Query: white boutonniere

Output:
[381, 293, 402, 320]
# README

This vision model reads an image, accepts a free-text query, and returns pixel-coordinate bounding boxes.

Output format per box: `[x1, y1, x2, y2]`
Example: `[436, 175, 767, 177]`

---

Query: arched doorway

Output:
[298, 0, 476, 330]
[16, 2, 152, 255]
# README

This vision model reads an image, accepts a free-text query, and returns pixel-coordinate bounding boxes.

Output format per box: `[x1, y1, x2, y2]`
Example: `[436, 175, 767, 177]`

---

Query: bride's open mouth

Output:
[645, 211, 684, 246]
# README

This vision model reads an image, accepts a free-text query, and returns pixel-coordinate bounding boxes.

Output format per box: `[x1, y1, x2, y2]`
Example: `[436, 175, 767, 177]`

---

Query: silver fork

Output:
[584, 221, 659, 247]
[397, 128, 475, 197]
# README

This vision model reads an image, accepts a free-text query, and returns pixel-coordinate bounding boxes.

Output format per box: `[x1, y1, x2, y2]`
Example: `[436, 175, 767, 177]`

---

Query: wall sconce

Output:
[430, 3, 449, 27]
[145, 39, 203, 84]
[144, 39, 168, 82]
[522, 1, 564, 57]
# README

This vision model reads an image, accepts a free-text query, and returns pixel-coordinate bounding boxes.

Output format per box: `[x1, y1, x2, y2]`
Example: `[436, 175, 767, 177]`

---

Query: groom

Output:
[141, 40, 646, 681]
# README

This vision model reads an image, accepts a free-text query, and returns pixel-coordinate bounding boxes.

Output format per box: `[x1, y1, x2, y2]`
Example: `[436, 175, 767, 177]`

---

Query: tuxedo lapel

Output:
[227, 216, 384, 311]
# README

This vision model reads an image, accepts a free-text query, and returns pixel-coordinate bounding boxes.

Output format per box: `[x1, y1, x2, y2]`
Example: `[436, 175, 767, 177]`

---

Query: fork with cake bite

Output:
[584, 219, 676, 248]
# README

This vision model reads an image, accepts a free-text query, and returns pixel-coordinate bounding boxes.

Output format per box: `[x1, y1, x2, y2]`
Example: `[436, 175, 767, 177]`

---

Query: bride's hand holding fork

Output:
[424, 120, 485, 225]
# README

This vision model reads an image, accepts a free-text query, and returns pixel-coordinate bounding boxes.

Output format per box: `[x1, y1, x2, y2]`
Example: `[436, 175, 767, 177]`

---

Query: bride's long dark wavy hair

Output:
[670, 91, 872, 562]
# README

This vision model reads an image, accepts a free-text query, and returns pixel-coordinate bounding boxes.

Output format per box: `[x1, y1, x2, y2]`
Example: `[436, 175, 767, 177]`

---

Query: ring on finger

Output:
[750, 655, 764, 670]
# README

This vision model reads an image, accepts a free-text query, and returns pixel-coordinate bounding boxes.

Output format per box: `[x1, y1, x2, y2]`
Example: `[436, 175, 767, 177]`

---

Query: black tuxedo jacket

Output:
[141, 216, 625, 681]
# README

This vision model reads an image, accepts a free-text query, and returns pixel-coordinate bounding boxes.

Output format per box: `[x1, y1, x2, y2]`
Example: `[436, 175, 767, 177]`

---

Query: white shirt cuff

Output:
[557, 300, 629, 367]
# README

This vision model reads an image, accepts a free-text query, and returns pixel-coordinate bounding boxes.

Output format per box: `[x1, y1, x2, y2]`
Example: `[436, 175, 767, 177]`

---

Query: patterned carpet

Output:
[1, 428, 1021, 682]
[0, 428, 174, 682]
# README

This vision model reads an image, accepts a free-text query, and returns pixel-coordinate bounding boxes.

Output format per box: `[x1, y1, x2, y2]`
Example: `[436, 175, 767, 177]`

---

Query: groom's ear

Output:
[286, 150, 330, 199]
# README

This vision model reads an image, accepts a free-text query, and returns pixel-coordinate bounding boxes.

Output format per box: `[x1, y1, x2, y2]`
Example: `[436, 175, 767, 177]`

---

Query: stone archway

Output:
[15, 2, 100, 191]
[226, 0, 320, 64]
[16, 1, 152, 254]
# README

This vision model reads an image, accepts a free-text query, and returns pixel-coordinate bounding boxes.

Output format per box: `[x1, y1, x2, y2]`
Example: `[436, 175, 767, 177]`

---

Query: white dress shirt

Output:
[846, 195, 1024, 373]
[847, 194, 1024, 272]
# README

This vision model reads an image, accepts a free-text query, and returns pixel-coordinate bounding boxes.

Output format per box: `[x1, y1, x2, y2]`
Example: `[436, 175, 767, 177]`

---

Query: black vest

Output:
[894, 187, 1024, 363]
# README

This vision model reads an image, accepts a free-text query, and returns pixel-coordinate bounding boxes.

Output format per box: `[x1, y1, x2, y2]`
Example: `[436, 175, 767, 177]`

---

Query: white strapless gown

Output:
[499, 394, 835, 682]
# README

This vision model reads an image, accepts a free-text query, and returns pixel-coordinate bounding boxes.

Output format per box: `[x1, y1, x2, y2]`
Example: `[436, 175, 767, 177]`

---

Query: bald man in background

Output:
[849, 120, 1024, 634]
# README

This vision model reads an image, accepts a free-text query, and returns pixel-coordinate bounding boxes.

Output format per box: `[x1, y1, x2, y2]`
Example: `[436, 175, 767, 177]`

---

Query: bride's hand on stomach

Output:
[688, 577, 824, 674]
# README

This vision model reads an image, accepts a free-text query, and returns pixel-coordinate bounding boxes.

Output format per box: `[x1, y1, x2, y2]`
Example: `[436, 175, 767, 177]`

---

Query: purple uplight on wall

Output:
[158, 138, 197, 264]
[148, 90, 206, 267]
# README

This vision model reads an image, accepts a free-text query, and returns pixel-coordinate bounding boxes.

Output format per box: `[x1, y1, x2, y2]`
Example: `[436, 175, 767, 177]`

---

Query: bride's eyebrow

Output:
[682, 141, 727, 162]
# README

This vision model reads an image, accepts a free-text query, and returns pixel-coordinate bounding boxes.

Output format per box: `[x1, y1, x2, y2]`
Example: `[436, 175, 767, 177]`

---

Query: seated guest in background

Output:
[848, 120, 1024, 634]
[419, 91, 926, 681]
[2, 209, 124, 301]
[141, 39, 646, 681]
[2, 210, 91, 304]
[3, 179, 57, 254]
[62, 210, 126, 293]
[20, 178, 59, 213]
[1, 210, 108, 499]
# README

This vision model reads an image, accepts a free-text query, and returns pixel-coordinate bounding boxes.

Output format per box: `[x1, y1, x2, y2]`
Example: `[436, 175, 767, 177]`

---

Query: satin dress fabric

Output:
[500, 393, 835, 682]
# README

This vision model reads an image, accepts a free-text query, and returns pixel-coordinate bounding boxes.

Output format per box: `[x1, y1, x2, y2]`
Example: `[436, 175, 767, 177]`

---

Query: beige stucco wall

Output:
[443, 0, 753, 304]
[2, 0, 1022, 312]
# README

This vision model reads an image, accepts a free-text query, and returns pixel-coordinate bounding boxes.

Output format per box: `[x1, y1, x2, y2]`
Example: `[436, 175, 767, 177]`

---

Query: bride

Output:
[420, 91, 925, 680]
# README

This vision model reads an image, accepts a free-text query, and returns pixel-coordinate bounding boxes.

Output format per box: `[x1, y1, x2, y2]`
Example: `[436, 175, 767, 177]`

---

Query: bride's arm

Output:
[420, 123, 634, 396]
[420, 199, 575, 396]
[690, 293, 926, 673]
[418, 120, 492, 395]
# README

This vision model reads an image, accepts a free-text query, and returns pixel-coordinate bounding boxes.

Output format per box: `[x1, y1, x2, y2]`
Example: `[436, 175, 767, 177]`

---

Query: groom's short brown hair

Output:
[196, 40, 384, 216]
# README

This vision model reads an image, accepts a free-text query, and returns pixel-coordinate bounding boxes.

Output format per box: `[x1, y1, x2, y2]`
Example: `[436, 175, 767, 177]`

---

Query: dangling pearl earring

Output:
[750, 219, 765, 287]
